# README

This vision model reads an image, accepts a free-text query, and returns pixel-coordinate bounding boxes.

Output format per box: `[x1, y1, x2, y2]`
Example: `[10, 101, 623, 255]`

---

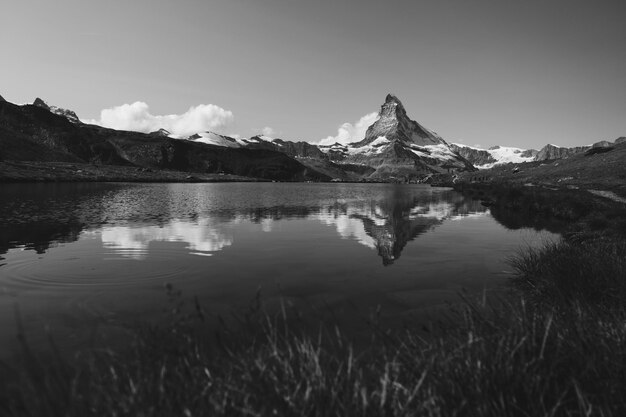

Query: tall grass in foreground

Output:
[2, 284, 626, 416]
[509, 239, 626, 308]
[2, 235, 626, 416]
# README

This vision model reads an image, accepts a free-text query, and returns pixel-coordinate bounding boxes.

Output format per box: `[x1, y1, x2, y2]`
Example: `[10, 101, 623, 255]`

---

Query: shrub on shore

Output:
[509, 239, 626, 307]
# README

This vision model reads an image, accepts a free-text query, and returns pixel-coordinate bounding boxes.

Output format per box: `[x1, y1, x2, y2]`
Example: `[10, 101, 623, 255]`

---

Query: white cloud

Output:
[261, 126, 276, 137]
[84, 101, 234, 137]
[319, 112, 379, 146]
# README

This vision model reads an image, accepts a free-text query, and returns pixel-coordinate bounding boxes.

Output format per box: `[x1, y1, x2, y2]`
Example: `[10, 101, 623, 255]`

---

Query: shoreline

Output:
[0, 160, 450, 184]
[0, 160, 266, 183]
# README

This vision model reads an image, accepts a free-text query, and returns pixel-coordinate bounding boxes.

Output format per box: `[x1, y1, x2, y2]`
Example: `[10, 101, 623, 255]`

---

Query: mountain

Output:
[534, 144, 590, 161]
[182, 133, 375, 181]
[249, 136, 329, 159]
[6, 92, 623, 181]
[0, 98, 329, 181]
[533, 141, 615, 161]
[451, 144, 538, 168]
[354, 94, 444, 147]
[0, 94, 474, 181]
[166, 94, 476, 181]
[0, 94, 5, 102]
[33, 97, 81, 124]
[149, 128, 171, 137]
[12, 93, 576, 181]
[453, 138, 623, 168]
[462, 140, 626, 195]
[320, 94, 475, 179]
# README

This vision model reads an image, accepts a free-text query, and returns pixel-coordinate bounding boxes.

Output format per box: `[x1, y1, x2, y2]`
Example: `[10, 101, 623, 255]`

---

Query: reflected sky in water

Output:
[0, 183, 559, 356]
[1, 183, 494, 265]
[93, 195, 486, 264]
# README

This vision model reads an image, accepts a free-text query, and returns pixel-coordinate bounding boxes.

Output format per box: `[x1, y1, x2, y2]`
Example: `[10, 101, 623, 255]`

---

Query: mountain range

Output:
[1, 93, 622, 182]
[451, 139, 626, 169]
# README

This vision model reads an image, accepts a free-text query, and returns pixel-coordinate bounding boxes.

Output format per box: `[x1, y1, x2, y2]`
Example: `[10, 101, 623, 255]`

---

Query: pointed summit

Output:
[31, 97, 81, 123]
[384, 93, 401, 104]
[33, 97, 50, 110]
[150, 128, 171, 137]
[354, 94, 445, 147]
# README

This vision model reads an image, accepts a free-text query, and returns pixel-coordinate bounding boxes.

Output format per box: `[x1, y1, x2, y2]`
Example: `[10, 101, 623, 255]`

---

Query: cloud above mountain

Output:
[261, 126, 276, 137]
[319, 112, 379, 146]
[84, 102, 234, 137]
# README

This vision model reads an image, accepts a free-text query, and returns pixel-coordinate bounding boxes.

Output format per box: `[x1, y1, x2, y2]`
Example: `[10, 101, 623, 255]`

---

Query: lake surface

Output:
[0, 183, 558, 356]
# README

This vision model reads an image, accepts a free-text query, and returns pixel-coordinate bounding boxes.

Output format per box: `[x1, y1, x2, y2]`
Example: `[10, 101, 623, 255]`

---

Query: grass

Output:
[509, 239, 626, 307]
[2, 268, 626, 416]
[2, 185, 626, 416]
[454, 182, 596, 222]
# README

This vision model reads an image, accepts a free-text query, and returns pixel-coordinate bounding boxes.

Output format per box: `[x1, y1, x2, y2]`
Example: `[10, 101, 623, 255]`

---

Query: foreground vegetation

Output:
[2, 185, 626, 416]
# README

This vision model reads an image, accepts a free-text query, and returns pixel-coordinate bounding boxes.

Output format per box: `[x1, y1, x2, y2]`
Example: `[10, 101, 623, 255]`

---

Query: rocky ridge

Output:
[354, 94, 444, 147]
[5, 92, 621, 181]
[322, 94, 475, 179]
[0, 97, 329, 181]
[453, 138, 622, 169]
[33, 97, 81, 124]
[177, 94, 476, 180]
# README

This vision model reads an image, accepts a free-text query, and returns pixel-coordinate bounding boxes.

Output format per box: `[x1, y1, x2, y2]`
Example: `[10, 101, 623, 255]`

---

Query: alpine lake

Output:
[0, 182, 560, 357]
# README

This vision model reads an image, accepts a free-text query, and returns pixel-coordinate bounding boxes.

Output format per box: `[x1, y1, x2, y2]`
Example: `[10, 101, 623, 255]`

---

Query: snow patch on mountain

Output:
[478, 146, 535, 168]
[423, 144, 458, 161]
[191, 132, 241, 148]
[452, 143, 535, 169]
[370, 136, 390, 147]
[406, 144, 457, 161]
[347, 136, 391, 156]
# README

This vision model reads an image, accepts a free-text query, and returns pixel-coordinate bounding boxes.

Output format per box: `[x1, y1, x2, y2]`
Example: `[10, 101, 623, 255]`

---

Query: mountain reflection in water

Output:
[1, 183, 488, 265]
[0, 183, 561, 359]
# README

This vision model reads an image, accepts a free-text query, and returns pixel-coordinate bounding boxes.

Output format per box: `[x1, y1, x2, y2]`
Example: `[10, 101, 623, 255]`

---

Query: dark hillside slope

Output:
[0, 100, 328, 181]
[460, 142, 626, 197]
[0, 101, 129, 164]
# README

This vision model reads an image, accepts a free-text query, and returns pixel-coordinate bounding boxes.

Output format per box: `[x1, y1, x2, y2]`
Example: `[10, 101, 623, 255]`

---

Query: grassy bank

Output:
[454, 182, 626, 237]
[2, 274, 626, 416]
[2, 184, 626, 416]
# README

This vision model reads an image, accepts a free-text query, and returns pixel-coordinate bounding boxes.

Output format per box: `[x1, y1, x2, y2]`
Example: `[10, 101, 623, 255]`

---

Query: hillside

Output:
[0, 94, 478, 182]
[459, 141, 626, 198]
[0, 100, 329, 182]
[453, 138, 625, 169]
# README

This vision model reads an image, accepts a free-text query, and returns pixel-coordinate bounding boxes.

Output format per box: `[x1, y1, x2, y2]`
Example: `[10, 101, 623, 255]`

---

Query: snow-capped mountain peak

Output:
[352, 93, 446, 148]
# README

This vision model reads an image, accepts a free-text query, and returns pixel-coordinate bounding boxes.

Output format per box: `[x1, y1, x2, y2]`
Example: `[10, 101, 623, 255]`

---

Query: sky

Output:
[1, 0, 625, 149]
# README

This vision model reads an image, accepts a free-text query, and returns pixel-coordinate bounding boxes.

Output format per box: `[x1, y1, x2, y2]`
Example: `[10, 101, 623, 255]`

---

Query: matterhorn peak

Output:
[353, 94, 445, 147]
[384, 93, 401, 104]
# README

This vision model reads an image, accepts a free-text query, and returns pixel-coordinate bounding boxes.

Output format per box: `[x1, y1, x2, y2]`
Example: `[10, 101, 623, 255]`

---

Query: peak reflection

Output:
[318, 190, 487, 265]
[1, 183, 489, 266]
